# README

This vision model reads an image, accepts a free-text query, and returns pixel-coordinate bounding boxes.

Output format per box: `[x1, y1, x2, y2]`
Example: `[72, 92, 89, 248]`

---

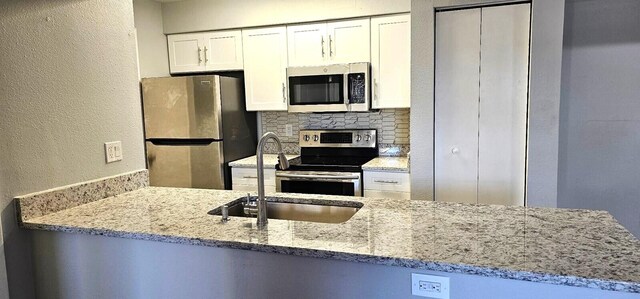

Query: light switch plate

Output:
[411, 273, 450, 299]
[105, 141, 123, 163]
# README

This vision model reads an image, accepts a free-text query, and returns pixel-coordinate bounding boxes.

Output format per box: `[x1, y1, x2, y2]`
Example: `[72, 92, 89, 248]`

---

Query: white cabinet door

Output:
[167, 33, 206, 74]
[371, 14, 411, 109]
[326, 19, 370, 64]
[242, 27, 288, 111]
[203, 30, 243, 71]
[477, 4, 530, 206]
[435, 8, 482, 204]
[287, 23, 327, 67]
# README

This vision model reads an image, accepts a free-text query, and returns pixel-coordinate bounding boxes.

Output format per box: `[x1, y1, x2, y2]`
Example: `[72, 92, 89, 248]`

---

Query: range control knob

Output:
[365, 134, 371, 142]
[356, 134, 362, 142]
[304, 135, 310, 142]
[313, 135, 319, 142]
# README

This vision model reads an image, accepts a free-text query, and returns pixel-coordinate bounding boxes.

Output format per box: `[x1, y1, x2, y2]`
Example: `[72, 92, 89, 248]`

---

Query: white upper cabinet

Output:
[168, 33, 206, 73]
[287, 23, 327, 67]
[371, 14, 411, 109]
[327, 19, 370, 64]
[287, 18, 370, 67]
[203, 30, 243, 71]
[168, 30, 243, 74]
[242, 26, 289, 111]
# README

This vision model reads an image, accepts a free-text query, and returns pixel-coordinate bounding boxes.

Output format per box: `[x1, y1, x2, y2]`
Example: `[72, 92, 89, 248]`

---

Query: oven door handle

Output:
[276, 173, 360, 180]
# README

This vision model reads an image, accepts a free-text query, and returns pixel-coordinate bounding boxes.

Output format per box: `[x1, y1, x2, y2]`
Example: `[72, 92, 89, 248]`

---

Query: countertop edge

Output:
[21, 221, 640, 294]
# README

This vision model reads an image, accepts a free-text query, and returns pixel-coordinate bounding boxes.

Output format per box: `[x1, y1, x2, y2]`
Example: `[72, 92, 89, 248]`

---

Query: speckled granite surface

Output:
[229, 155, 298, 169]
[362, 157, 410, 172]
[18, 187, 640, 293]
[15, 170, 148, 222]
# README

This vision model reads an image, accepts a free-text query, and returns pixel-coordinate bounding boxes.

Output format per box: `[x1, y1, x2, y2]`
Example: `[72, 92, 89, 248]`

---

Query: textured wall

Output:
[0, 0, 146, 297]
[161, 0, 411, 34]
[558, 0, 640, 237]
[133, 0, 170, 78]
[261, 110, 410, 156]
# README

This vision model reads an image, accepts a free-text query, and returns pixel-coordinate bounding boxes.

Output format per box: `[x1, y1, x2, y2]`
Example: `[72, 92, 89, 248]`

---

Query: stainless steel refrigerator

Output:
[141, 75, 257, 189]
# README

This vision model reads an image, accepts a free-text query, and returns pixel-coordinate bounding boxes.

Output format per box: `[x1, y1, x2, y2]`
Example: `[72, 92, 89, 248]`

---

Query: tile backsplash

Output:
[260, 109, 410, 156]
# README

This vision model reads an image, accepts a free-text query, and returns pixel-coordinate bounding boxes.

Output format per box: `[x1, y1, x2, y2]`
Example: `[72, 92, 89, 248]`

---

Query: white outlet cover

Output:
[285, 124, 293, 137]
[411, 273, 450, 299]
[105, 141, 123, 163]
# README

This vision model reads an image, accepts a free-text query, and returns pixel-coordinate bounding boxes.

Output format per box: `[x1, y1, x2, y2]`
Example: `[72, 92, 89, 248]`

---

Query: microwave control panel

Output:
[348, 73, 367, 104]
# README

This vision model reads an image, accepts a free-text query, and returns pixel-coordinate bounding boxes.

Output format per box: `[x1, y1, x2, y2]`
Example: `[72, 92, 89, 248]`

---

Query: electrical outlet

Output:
[285, 124, 293, 137]
[105, 141, 123, 163]
[411, 273, 450, 299]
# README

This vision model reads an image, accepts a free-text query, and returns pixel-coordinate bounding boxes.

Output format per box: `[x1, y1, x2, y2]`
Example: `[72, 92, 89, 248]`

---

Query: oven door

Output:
[276, 171, 362, 197]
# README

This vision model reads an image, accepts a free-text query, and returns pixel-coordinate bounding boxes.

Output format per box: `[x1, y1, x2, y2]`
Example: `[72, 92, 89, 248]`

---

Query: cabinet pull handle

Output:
[282, 83, 286, 103]
[374, 179, 399, 184]
[374, 79, 378, 102]
[197, 47, 202, 64]
[204, 46, 208, 64]
[321, 36, 325, 57]
[243, 176, 258, 179]
[329, 35, 333, 57]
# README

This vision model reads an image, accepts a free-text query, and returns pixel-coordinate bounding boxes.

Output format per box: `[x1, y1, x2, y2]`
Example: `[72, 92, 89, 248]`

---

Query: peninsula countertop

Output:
[19, 187, 640, 293]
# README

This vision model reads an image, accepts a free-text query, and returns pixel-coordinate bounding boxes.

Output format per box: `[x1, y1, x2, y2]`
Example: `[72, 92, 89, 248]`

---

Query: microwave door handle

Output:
[346, 73, 351, 105]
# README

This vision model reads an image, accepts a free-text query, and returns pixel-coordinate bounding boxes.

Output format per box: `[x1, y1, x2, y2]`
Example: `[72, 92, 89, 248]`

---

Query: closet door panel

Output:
[435, 9, 482, 204]
[478, 4, 531, 206]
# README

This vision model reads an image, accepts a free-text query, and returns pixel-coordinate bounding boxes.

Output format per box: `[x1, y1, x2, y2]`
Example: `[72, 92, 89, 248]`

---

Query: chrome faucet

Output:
[256, 132, 289, 228]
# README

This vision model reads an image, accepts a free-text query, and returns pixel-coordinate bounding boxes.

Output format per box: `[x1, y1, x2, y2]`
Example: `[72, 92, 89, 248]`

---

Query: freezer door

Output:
[142, 76, 222, 139]
[146, 141, 225, 189]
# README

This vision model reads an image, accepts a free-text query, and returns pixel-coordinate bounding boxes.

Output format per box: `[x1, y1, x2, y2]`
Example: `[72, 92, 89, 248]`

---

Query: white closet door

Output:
[478, 4, 530, 206]
[435, 9, 482, 204]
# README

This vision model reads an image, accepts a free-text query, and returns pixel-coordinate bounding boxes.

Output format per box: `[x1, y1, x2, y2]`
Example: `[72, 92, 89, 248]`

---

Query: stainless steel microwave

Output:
[286, 62, 370, 113]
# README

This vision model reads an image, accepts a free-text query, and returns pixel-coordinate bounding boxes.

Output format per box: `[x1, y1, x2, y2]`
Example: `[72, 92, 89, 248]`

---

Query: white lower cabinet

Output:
[231, 167, 276, 193]
[363, 171, 410, 200]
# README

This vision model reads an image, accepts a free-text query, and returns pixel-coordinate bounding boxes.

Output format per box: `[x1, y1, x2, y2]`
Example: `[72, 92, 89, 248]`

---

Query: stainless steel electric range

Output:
[276, 129, 377, 197]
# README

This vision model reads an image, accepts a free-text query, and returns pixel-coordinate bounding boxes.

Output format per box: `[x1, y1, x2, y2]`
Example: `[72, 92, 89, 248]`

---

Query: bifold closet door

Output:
[435, 4, 530, 206]
[435, 8, 481, 204]
[478, 4, 530, 206]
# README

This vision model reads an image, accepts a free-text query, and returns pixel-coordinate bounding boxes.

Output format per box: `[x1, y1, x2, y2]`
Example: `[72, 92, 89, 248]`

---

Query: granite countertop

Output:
[362, 157, 409, 172]
[19, 187, 640, 293]
[229, 155, 298, 169]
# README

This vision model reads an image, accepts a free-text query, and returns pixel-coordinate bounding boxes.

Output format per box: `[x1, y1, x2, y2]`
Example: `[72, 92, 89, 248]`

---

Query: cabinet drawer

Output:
[364, 171, 410, 192]
[364, 189, 411, 200]
[232, 168, 276, 186]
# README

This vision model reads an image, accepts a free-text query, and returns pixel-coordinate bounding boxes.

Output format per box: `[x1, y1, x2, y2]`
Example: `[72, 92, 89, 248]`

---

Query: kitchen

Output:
[0, 1, 637, 298]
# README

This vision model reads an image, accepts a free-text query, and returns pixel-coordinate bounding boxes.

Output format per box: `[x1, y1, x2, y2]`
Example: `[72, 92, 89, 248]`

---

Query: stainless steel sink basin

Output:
[209, 196, 362, 224]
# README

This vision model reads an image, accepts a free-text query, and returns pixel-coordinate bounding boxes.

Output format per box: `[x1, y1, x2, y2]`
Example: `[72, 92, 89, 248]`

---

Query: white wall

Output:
[134, 0, 170, 78]
[410, 0, 565, 206]
[0, 0, 146, 297]
[32, 231, 638, 299]
[558, 0, 640, 237]
[161, 0, 410, 34]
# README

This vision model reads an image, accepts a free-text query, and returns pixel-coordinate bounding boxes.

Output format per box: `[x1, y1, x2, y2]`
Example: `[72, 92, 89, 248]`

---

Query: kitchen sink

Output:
[209, 196, 362, 224]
